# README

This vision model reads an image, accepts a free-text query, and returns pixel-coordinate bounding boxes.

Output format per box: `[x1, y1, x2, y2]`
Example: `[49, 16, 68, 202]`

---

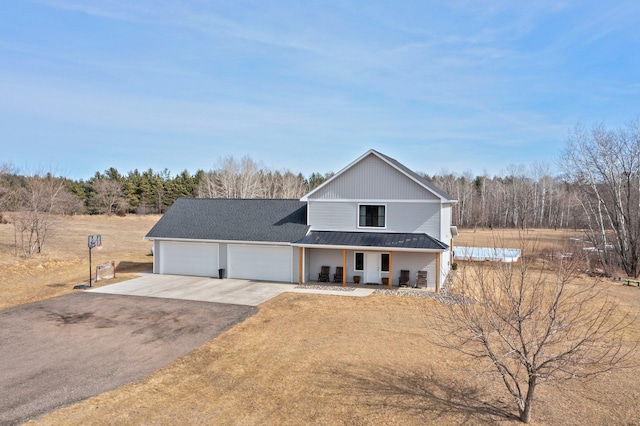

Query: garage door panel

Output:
[228, 245, 291, 282]
[160, 241, 219, 277]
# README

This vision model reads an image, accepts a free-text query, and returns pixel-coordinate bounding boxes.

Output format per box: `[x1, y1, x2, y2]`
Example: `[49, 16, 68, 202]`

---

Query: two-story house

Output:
[145, 149, 457, 291]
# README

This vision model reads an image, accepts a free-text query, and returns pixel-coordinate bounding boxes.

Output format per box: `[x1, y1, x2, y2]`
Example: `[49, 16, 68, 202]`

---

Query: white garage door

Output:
[159, 241, 219, 277]
[228, 244, 292, 282]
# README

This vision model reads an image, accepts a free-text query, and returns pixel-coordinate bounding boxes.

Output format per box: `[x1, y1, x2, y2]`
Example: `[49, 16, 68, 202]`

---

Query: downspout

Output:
[298, 247, 303, 284]
[435, 252, 440, 293]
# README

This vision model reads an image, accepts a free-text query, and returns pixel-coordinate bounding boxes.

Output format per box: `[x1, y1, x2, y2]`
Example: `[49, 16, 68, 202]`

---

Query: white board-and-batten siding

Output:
[308, 200, 442, 236]
[440, 204, 453, 243]
[306, 154, 444, 236]
[308, 154, 440, 201]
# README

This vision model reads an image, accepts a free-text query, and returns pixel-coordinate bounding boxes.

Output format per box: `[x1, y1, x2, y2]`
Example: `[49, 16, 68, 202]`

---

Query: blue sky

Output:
[1, 1, 639, 180]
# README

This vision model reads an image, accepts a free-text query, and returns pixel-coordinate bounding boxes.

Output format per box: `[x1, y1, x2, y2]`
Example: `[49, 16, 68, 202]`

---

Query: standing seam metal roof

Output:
[294, 231, 449, 250]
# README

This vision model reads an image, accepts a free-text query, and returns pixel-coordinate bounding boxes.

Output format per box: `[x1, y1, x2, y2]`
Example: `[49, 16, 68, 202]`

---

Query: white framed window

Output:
[358, 204, 386, 228]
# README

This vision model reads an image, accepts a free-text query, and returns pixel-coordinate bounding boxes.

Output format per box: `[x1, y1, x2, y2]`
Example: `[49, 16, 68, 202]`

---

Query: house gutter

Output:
[291, 243, 447, 253]
[143, 237, 293, 246]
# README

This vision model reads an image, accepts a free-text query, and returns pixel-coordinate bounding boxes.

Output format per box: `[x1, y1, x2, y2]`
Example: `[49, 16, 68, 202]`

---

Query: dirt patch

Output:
[0, 292, 256, 426]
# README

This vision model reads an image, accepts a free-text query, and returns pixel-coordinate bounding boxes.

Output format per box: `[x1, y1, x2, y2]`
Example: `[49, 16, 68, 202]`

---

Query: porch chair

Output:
[333, 266, 344, 283]
[416, 270, 428, 288]
[318, 265, 330, 282]
[399, 270, 410, 287]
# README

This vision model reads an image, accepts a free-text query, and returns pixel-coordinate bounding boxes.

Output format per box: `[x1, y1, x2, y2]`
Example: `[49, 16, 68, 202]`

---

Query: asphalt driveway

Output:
[0, 292, 256, 425]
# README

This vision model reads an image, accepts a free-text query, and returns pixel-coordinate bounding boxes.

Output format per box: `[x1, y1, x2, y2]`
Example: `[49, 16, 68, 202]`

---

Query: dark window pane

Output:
[381, 253, 389, 272]
[355, 252, 364, 271]
[359, 205, 385, 227]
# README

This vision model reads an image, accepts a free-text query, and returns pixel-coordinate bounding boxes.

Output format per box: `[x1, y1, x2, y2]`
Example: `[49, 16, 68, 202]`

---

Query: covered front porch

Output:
[293, 231, 450, 292]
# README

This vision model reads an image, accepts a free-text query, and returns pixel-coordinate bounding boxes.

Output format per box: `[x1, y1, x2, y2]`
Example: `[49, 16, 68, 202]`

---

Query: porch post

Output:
[388, 251, 393, 289]
[435, 252, 440, 293]
[342, 249, 347, 287]
[299, 247, 303, 284]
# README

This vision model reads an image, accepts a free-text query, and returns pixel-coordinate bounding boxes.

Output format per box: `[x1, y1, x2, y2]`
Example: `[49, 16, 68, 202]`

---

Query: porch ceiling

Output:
[294, 231, 448, 251]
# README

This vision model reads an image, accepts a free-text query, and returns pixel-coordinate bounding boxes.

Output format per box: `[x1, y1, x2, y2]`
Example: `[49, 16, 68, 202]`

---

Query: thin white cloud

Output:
[31, 0, 176, 23]
[6, 0, 638, 178]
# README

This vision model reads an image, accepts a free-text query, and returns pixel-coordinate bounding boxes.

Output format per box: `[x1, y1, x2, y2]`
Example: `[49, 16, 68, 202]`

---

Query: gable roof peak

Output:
[301, 149, 457, 202]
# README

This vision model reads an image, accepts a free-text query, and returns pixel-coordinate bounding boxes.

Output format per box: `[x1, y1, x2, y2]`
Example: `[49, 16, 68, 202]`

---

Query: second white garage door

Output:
[227, 244, 292, 282]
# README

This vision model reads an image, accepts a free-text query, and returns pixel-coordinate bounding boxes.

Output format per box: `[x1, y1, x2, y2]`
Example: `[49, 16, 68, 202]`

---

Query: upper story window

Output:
[359, 204, 385, 228]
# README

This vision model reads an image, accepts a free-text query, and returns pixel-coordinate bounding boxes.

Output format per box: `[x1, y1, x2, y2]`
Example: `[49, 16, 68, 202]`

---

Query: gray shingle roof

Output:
[145, 198, 309, 243]
[295, 231, 448, 250]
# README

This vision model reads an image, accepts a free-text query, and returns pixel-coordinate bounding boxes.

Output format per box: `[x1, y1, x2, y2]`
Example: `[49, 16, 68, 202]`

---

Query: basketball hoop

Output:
[88, 234, 102, 249]
[87, 234, 102, 286]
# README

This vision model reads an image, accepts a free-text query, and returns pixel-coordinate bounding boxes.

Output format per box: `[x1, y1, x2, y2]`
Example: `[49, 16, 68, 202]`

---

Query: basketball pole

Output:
[89, 244, 92, 287]
[87, 234, 100, 287]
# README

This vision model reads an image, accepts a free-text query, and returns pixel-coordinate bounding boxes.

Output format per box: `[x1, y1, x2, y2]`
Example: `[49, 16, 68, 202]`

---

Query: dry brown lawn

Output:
[455, 227, 583, 254]
[0, 220, 638, 425]
[0, 214, 159, 310]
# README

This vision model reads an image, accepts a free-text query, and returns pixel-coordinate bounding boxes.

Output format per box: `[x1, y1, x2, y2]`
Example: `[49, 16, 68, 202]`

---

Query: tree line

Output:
[2, 119, 640, 277]
[0, 157, 333, 256]
[0, 153, 586, 256]
[431, 166, 581, 230]
[0, 155, 582, 227]
[0, 157, 333, 219]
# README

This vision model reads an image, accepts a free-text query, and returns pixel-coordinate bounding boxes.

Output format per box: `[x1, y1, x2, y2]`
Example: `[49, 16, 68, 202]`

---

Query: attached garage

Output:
[227, 244, 292, 282]
[158, 241, 219, 277]
[145, 199, 309, 283]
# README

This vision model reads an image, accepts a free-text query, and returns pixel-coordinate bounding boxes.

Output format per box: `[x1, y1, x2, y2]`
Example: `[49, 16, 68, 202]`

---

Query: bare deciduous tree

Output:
[9, 171, 73, 257]
[0, 163, 14, 223]
[428, 164, 579, 231]
[563, 120, 640, 277]
[197, 156, 309, 199]
[437, 237, 635, 423]
[93, 178, 129, 215]
[198, 155, 262, 198]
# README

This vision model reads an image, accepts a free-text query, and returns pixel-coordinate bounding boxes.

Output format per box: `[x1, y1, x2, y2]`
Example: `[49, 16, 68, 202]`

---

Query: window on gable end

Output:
[359, 205, 385, 228]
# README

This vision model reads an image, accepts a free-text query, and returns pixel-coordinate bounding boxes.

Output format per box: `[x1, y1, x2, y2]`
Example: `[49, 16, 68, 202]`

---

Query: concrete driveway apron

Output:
[88, 273, 375, 305]
[87, 274, 296, 306]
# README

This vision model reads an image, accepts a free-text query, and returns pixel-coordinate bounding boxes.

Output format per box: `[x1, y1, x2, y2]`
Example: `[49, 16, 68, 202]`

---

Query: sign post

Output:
[87, 234, 102, 286]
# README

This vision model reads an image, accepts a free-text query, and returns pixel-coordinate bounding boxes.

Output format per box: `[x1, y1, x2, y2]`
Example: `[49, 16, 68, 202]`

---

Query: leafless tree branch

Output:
[434, 233, 637, 423]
